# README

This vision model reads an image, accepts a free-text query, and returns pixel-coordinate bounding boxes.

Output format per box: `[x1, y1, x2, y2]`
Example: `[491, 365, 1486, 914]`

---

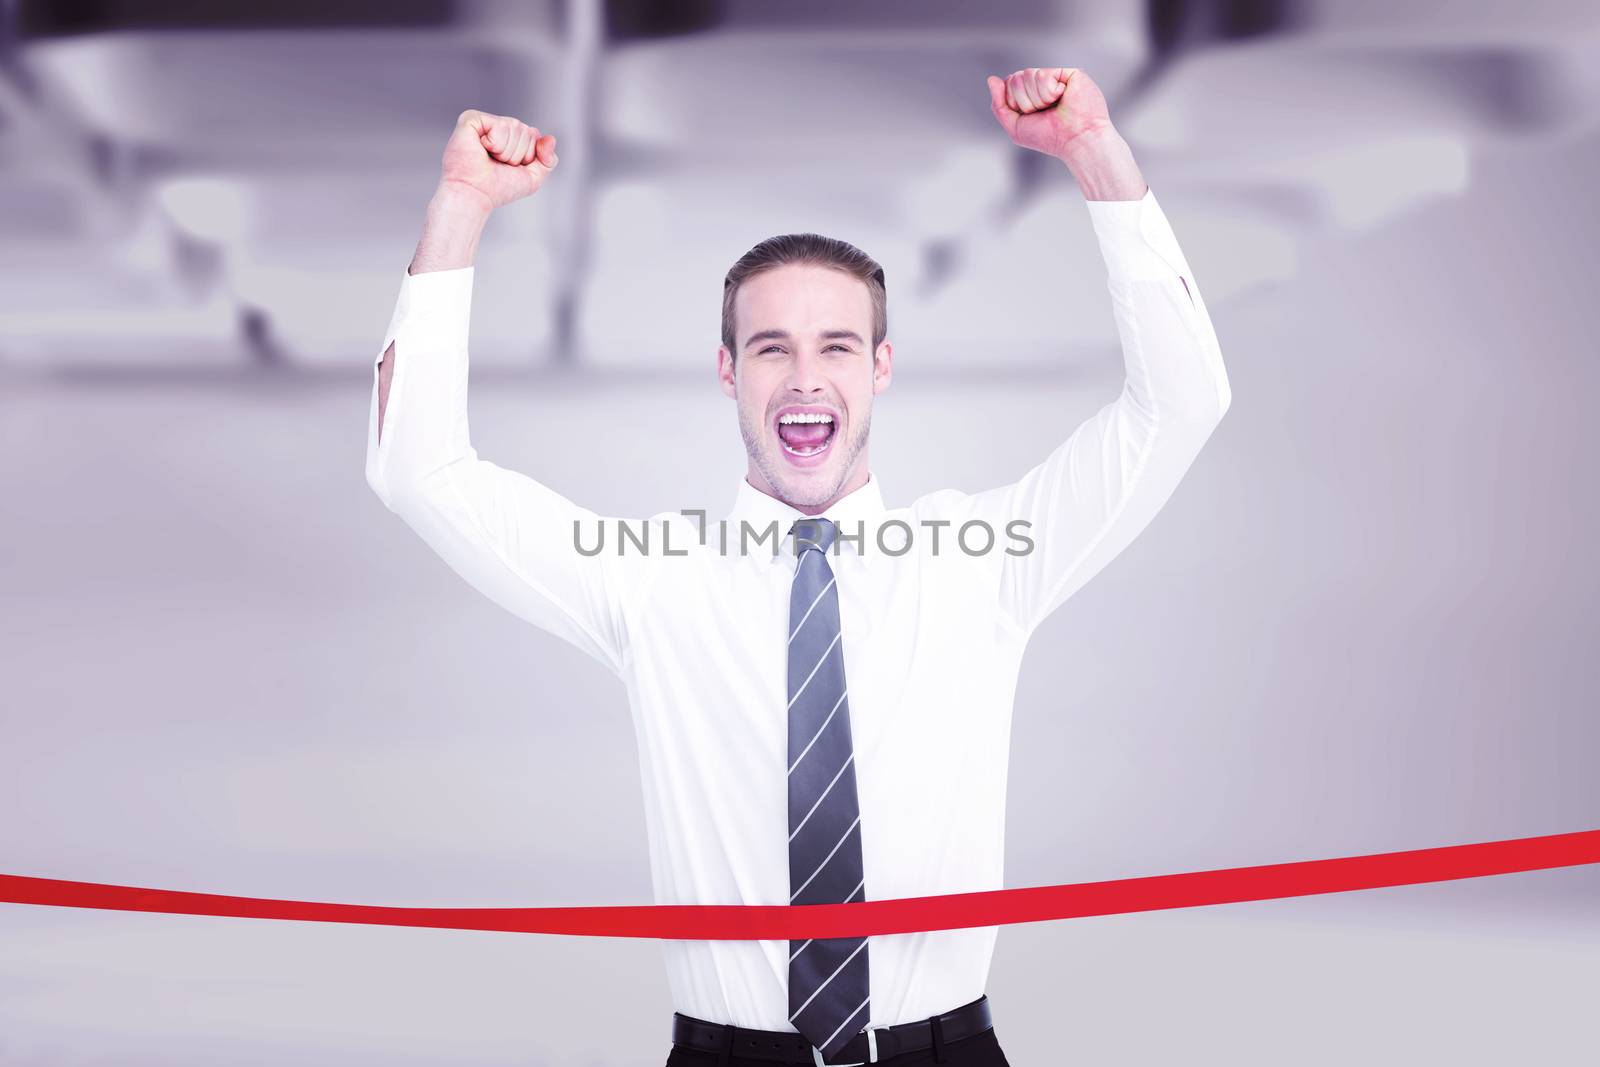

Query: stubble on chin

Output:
[742, 411, 870, 511]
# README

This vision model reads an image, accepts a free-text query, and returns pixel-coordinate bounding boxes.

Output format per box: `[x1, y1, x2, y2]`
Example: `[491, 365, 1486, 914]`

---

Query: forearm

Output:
[411, 182, 494, 273]
[363, 262, 629, 674]
[1079, 173, 1229, 425]
[1056, 126, 1147, 202]
[363, 179, 627, 674]
[988, 171, 1228, 633]
[377, 184, 494, 442]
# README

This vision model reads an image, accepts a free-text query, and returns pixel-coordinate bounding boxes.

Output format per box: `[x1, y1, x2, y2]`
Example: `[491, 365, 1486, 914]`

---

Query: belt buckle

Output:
[810, 1025, 891, 1066]
[867, 1025, 895, 1062]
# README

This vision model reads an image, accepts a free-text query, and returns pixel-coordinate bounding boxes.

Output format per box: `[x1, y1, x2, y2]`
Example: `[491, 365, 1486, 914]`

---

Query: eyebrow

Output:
[743, 329, 865, 350]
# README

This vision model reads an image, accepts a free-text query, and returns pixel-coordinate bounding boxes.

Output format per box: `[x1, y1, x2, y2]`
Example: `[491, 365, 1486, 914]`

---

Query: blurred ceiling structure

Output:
[0, 0, 1597, 376]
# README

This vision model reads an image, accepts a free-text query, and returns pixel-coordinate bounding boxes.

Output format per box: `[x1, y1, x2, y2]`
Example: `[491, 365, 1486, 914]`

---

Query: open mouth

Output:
[775, 410, 837, 465]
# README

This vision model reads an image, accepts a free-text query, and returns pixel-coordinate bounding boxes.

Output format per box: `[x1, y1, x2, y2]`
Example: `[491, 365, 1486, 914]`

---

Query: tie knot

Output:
[789, 516, 839, 556]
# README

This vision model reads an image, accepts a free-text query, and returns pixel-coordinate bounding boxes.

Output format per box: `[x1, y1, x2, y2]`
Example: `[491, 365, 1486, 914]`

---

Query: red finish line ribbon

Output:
[3, 829, 1596, 939]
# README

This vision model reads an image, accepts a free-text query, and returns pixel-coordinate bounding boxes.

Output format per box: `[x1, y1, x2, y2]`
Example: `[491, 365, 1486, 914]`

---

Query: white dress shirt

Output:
[364, 187, 1230, 1035]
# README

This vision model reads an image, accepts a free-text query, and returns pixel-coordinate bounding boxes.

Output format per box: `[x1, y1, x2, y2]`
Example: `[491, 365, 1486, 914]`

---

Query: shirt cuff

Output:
[378, 265, 476, 363]
[1084, 188, 1194, 285]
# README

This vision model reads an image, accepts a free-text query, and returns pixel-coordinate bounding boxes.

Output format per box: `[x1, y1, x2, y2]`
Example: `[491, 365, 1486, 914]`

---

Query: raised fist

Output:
[438, 109, 558, 210]
[986, 68, 1112, 159]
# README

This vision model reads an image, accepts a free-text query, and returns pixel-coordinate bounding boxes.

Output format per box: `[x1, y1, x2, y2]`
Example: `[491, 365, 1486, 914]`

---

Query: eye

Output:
[756, 343, 850, 354]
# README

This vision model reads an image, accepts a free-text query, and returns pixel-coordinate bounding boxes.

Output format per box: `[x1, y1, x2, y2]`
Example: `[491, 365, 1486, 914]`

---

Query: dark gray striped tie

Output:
[785, 516, 870, 1063]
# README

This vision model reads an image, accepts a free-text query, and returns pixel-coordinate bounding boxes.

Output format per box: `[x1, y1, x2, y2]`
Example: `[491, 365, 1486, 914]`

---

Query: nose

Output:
[782, 347, 828, 395]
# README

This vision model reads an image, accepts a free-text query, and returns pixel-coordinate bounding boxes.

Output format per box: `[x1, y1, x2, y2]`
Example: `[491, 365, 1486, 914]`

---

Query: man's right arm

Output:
[375, 183, 492, 439]
[372, 181, 486, 441]
[366, 112, 631, 677]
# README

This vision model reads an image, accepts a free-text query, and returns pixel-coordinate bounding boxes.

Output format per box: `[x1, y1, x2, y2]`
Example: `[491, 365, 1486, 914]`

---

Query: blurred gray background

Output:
[1, 0, 1597, 1063]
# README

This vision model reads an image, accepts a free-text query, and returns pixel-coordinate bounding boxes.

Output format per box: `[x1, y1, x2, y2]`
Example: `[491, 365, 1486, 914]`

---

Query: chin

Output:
[772, 467, 837, 506]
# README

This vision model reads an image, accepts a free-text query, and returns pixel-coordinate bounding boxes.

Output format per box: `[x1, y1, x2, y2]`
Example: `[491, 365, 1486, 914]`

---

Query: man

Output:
[366, 67, 1230, 1067]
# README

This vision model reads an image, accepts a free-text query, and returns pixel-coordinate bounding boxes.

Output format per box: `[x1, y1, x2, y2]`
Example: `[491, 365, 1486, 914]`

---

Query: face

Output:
[718, 264, 893, 513]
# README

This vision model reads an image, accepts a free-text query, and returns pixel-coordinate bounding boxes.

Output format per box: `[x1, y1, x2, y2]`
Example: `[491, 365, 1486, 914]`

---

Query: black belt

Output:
[671, 994, 993, 1065]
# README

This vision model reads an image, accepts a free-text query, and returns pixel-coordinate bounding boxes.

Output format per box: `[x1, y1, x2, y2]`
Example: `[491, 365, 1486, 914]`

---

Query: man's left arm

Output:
[972, 68, 1232, 637]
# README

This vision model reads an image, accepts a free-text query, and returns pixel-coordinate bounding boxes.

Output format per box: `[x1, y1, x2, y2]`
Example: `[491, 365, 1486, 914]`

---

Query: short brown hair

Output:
[721, 233, 887, 358]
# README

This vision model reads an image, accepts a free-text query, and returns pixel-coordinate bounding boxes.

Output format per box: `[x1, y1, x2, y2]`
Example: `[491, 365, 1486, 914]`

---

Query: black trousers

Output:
[665, 1021, 1012, 1066]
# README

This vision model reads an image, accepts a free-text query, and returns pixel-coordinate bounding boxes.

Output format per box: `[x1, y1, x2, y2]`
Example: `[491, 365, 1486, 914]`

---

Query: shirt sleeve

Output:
[971, 187, 1232, 638]
[365, 266, 630, 676]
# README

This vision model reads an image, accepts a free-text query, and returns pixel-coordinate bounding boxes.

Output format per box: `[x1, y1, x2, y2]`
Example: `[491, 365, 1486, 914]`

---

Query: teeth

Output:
[778, 412, 834, 425]
[781, 440, 828, 457]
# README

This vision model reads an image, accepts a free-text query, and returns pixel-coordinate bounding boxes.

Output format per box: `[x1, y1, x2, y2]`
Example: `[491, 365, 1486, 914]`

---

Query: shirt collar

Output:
[722, 472, 889, 572]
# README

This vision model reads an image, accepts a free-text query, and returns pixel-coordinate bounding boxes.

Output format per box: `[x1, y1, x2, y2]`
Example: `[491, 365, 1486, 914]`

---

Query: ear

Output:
[872, 339, 893, 395]
[717, 344, 737, 399]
